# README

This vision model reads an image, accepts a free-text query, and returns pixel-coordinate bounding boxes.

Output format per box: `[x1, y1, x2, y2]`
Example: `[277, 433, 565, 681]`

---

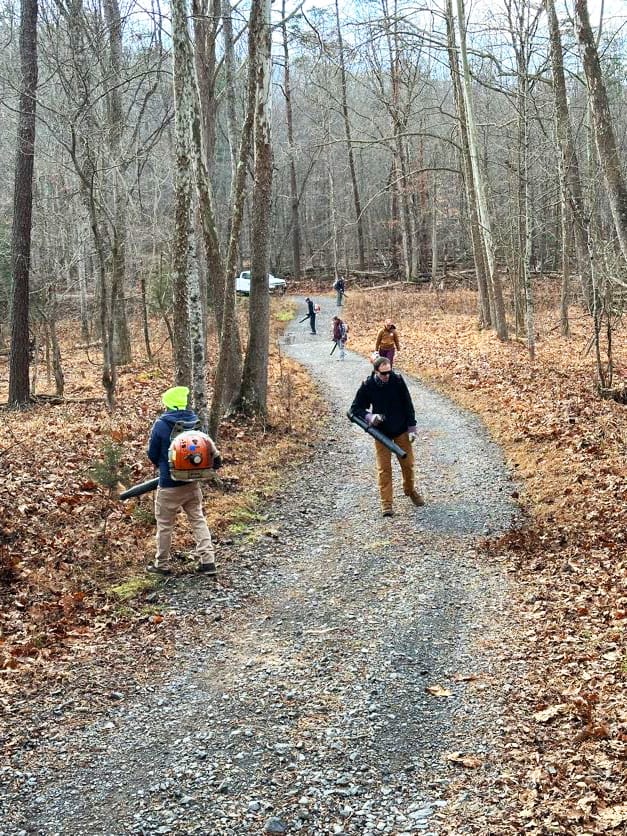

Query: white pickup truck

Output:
[235, 271, 287, 295]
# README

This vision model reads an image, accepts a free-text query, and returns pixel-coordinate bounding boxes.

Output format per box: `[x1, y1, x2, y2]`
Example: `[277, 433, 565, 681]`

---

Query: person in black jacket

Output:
[300, 297, 317, 334]
[350, 356, 424, 516]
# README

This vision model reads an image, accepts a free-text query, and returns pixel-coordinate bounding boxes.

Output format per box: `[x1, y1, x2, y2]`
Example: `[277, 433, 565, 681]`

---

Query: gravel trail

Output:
[1, 302, 519, 836]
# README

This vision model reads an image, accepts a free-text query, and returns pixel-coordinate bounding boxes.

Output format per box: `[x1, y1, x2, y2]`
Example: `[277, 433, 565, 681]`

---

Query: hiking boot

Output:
[146, 562, 172, 576]
[382, 508, 394, 517]
[408, 490, 425, 507]
[198, 561, 217, 576]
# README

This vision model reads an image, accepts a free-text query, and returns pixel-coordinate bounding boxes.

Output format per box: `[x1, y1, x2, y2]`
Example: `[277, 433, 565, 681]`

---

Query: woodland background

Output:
[0, 0, 626, 831]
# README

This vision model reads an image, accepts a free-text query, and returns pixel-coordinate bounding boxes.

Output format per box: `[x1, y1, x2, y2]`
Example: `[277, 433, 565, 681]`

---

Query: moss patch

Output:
[107, 576, 159, 601]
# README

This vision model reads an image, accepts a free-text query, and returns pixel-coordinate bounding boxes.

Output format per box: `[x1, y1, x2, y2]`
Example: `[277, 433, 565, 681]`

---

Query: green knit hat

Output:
[162, 386, 189, 410]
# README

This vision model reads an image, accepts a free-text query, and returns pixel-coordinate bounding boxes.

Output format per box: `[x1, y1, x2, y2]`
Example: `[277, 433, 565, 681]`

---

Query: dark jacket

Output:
[306, 298, 315, 316]
[350, 371, 416, 438]
[148, 408, 201, 488]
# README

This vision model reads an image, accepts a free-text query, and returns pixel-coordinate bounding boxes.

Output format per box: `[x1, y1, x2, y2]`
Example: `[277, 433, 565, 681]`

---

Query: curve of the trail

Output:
[2, 300, 518, 836]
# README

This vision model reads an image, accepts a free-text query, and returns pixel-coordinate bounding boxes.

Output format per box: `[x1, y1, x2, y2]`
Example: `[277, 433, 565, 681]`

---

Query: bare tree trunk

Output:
[77, 217, 90, 340]
[560, 195, 571, 336]
[455, 0, 508, 339]
[431, 175, 438, 284]
[8, 0, 38, 407]
[208, 0, 259, 438]
[389, 160, 401, 272]
[382, 0, 412, 280]
[47, 285, 65, 397]
[240, 0, 272, 415]
[171, 0, 194, 387]
[574, 0, 627, 264]
[545, 0, 593, 306]
[139, 269, 153, 360]
[221, 0, 238, 181]
[519, 74, 535, 360]
[172, 0, 211, 420]
[444, 0, 491, 325]
[188, 249, 208, 427]
[215, 0, 244, 409]
[508, 0, 536, 359]
[281, 0, 302, 280]
[193, 0, 225, 347]
[193, 0, 219, 180]
[327, 116, 341, 280]
[334, 0, 365, 270]
[63, 0, 116, 408]
[103, 0, 132, 365]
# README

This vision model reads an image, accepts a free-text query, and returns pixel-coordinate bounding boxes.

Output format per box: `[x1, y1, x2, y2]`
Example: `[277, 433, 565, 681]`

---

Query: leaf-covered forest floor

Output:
[1, 282, 626, 834]
[341, 283, 627, 834]
[0, 298, 320, 686]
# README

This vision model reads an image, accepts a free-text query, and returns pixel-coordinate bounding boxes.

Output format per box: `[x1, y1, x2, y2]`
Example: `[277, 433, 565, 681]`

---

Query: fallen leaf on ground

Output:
[533, 703, 568, 723]
[597, 803, 627, 828]
[446, 752, 483, 768]
[426, 684, 452, 697]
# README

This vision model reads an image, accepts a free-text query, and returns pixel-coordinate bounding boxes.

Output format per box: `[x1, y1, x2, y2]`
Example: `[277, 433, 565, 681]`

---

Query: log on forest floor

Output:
[599, 384, 627, 404]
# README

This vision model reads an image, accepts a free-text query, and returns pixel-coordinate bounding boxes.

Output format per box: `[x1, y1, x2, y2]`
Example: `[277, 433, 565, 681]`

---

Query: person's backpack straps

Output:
[169, 419, 202, 441]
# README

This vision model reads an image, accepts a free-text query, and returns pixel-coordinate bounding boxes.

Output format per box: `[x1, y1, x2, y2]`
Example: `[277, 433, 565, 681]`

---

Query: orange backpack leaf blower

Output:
[168, 430, 215, 481]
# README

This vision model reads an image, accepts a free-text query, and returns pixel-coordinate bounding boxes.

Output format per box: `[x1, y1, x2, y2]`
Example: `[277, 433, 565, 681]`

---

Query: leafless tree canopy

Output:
[2, 0, 626, 404]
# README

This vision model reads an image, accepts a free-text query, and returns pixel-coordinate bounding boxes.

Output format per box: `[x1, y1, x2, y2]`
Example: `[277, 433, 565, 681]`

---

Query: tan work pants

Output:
[155, 483, 214, 567]
[374, 431, 415, 511]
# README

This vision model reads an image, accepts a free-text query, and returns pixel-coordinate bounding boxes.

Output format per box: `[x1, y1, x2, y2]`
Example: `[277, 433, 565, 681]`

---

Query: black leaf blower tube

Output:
[346, 411, 407, 458]
[119, 477, 160, 500]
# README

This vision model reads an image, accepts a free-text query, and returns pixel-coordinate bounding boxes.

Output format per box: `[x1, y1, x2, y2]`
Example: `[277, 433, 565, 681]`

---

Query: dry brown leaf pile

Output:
[342, 282, 626, 835]
[0, 301, 319, 691]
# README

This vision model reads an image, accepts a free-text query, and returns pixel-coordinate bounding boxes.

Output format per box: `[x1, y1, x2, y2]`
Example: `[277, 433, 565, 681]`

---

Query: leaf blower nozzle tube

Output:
[119, 477, 160, 501]
[346, 411, 408, 458]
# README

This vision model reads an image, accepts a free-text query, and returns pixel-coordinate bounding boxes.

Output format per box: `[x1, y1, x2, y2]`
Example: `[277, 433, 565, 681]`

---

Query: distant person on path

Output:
[147, 386, 221, 576]
[331, 315, 349, 360]
[333, 276, 346, 306]
[350, 356, 424, 517]
[375, 319, 400, 366]
[299, 297, 317, 334]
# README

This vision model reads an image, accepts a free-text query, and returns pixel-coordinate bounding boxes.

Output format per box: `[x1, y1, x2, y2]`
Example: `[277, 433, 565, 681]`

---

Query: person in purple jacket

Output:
[147, 386, 221, 576]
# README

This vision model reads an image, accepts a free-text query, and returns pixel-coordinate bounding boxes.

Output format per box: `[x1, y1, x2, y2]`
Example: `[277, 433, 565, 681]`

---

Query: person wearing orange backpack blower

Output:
[146, 386, 222, 577]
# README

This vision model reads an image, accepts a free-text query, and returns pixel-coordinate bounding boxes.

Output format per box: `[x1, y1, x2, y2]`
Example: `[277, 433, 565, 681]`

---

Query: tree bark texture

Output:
[444, 0, 491, 326]
[545, 0, 593, 306]
[9, 0, 38, 407]
[240, 0, 272, 416]
[335, 0, 365, 270]
[171, 0, 194, 387]
[103, 0, 131, 366]
[208, 0, 260, 438]
[574, 0, 627, 264]
[282, 0, 302, 281]
[455, 0, 508, 339]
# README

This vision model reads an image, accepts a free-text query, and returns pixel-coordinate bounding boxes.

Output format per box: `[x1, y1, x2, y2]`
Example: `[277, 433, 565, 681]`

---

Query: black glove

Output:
[212, 454, 223, 471]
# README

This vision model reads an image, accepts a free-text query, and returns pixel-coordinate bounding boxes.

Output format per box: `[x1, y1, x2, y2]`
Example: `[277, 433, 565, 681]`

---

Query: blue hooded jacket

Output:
[147, 408, 201, 488]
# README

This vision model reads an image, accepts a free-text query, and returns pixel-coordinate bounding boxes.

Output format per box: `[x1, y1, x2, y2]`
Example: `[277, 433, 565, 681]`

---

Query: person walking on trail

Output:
[332, 315, 349, 360]
[333, 276, 346, 306]
[350, 356, 424, 517]
[375, 319, 400, 366]
[147, 386, 221, 576]
[300, 297, 317, 334]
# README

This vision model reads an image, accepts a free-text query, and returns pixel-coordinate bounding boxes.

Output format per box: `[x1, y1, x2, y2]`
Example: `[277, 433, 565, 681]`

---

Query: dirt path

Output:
[1, 302, 520, 836]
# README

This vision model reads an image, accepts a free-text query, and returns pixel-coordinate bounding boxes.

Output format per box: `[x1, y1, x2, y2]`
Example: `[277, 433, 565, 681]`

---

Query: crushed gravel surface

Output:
[1, 301, 520, 835]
